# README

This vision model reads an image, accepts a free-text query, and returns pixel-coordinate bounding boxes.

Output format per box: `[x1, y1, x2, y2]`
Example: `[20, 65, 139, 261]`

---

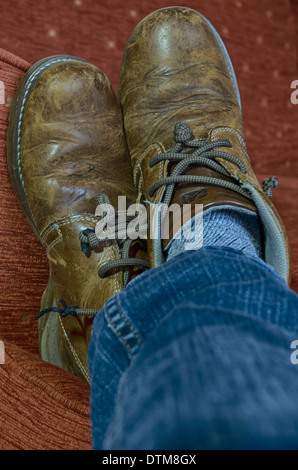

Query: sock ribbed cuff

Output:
[166, 206, 263, 261]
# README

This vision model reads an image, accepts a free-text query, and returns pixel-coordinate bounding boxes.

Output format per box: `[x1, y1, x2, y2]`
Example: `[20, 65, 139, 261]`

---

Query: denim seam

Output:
[115, 296, 143, 348]
[104, 301, 134, 359]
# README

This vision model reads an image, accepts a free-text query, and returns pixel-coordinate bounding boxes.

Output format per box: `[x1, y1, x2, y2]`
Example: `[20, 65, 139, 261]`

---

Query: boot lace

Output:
[148, 122, 278, 204]
[37, 194, 149, 319]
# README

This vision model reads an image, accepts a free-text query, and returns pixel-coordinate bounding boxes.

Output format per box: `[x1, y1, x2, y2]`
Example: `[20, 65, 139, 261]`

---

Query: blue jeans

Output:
[88, 246, 298, 450]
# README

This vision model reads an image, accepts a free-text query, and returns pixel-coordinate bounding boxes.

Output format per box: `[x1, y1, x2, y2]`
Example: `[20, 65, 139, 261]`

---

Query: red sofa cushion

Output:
[0, 0, 297, 450]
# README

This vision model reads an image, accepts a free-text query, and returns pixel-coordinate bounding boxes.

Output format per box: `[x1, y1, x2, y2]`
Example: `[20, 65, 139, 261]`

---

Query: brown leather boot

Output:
[7, 55, 149, 383]
[119, 7, 290, 284]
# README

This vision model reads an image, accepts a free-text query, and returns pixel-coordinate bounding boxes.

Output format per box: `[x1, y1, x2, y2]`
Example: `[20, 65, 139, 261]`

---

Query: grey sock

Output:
[166, 206, 263, 261]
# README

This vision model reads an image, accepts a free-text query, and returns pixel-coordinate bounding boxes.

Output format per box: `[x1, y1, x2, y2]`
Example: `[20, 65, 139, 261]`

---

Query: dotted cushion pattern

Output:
[0, 0, 297, 450]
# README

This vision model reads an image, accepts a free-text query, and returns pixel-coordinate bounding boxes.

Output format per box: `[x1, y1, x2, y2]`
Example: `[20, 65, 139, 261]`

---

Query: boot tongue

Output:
[162, 126, 257, 245]
[170, 126, 256, 213]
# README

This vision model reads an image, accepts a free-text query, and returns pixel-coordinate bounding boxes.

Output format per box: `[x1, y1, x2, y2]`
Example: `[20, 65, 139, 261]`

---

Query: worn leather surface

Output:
[0, 0, 297, 451]
[119, 6, 290, 282]
[120, 8, 244, 157]
[8, 58, 137, 381]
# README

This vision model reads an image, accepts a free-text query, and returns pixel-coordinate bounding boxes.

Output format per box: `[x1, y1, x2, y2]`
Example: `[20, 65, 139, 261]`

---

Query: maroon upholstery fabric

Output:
[0, 0, 297, 450]
[0, 341, 91, 450]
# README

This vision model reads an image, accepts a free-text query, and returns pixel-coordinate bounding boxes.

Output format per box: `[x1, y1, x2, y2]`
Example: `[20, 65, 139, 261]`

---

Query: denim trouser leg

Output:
[88, 246, 298, 450]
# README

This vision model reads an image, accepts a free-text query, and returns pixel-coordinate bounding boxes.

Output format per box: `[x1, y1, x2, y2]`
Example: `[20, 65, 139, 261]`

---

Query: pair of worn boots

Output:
[7, 7, 290, 383]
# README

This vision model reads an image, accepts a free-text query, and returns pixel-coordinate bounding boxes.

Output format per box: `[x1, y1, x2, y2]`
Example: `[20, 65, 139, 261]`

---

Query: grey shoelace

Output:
[148, 122, 278, 203]
[79, 193, 149, 286]
[37, 123, 278, 319]
[148, 121, 279, 269]
[36, 298, 98, 318]
[37, 194, 149, 319]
